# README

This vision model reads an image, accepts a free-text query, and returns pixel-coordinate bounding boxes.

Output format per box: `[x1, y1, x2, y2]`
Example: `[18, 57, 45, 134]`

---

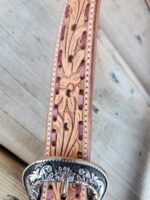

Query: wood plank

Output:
[0, 0, 63, 108]
[101, 0, 150, 94]
[92, 31, 150, 199]
[0, 108, 43, 163]
[0, 66, 46, 141]
[0, 146, 27, 200]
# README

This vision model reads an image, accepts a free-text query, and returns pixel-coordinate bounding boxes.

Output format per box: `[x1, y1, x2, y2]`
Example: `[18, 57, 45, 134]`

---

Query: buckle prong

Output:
[61, 181, 68, 199]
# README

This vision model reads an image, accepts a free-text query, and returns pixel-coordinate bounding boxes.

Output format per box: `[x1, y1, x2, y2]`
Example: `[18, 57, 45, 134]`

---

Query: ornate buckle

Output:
[22, 157, 108, 200]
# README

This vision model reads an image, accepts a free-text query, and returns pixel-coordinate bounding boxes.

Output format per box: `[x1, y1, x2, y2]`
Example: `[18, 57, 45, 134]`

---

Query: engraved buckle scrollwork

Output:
[22, 157, 108, 200]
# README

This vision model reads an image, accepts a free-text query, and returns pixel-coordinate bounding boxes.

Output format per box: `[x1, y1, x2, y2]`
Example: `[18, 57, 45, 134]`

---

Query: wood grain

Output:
[0, 0, 150, 200]
[0, 146, 27, 200]
[101, 0, 150, 94]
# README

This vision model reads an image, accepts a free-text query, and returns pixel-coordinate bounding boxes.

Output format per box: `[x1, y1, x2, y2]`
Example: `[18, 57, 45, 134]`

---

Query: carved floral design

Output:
[55, 73, 81, 114]
[49, 0, 90, 159]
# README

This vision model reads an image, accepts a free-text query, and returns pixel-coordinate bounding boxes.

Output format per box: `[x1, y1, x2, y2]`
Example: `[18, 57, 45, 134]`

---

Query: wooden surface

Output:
[0, 0, 150, 199]
[0, 146, 27, 200]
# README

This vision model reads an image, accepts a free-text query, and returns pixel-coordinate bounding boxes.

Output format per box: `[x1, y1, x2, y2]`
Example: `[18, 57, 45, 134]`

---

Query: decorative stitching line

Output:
[45, 0, 68, 156]
[84, 0, 95, 159]
[42, 1, 68, 199]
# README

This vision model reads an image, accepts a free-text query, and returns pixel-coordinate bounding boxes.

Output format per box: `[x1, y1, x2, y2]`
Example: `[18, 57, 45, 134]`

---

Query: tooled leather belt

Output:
[22, 0, 108, 200]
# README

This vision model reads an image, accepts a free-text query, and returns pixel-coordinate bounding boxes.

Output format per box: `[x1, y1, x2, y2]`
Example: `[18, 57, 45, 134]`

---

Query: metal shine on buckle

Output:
[22, 157, 108, 200]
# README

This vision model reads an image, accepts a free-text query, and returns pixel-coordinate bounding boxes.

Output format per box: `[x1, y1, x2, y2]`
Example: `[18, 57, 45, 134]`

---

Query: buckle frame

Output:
[22, 157, 108, 200]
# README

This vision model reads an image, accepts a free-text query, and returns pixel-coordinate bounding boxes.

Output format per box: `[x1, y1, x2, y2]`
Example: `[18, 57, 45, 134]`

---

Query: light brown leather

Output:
[41, 0, 101, 199]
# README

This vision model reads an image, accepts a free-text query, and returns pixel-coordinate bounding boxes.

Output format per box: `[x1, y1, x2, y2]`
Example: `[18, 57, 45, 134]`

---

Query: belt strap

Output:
[23, 1, 107, 199]
[45, 0, 100, 166]
[42, 0, 100, 199]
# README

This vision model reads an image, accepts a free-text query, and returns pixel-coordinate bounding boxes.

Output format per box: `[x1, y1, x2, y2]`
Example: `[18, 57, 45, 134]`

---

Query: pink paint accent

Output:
[51, 129, 57, 146]
[58, 50, 63, 68]
[84, 3, 90, 22]
[78, 121, 83, 140]
[78, 90, 84, 110]
[52, 105, 58, 121]
[77, 151, 82, 159]
[75, 184, 81, 198]
[61, 25, 66, 41]
[80, 31, 87, 49]
[46, 185, 53, 200]
[79, 60, 85, 80]
[65, 5, 70, 18]
[55, 77, 61, 95]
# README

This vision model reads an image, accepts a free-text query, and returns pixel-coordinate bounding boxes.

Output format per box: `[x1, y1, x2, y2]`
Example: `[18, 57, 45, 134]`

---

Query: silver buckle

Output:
[22, 157, 108, 200]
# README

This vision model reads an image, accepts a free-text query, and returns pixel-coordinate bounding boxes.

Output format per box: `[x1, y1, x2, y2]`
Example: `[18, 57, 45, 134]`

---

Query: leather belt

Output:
[22, 0, 108, 199]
